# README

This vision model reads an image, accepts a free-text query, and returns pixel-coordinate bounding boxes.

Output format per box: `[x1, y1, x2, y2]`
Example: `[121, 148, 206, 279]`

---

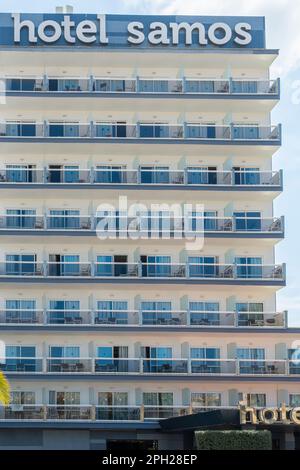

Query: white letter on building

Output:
[208, 22, 232, 45]
[234, 22, 252, 45]
[12, 13, 37, 43]
[127, 22, 145, 44]
[62, 15, 75, 43]
[76, 21, 97, 43]
[148, 22, 170, 45]
[169, 22, 207, 45]
[97, 15, 109, 44]
[38, 20, 62, 43]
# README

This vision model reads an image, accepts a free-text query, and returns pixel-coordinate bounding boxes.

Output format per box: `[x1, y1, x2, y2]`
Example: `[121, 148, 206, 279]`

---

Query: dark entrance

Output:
[107, 440, 158, 451]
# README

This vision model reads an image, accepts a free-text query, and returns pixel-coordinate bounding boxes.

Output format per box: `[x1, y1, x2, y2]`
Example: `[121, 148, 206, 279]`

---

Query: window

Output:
[96, 255, 128, 277]
[186, 122, 216, 139]
[237, 348, 265, 374]
[190, 348, 220, 374]
[48, 254, 80, 276]
[6, 121, 36, 137]
[6, 254, 36, 275]
[232, 81, 258, 94]
[49, 346, 80, 358]
[48, 300, 80, 324]
[236, 303, 264, 326]
[188, 256, 217, 278]
[97, 391, 129, 420]
[11, 391, 35, 405]
[5, 299, 36, 323]
[4, 345, 36, 372]
[96, 300, 128, 324]
[6, 209, 36, 229]
[290, 394, 300, 407]
[288, 349, 300, 374]
[191, 392, 221, 408]
[48, 209, 80, 229]
[235, 257, 262, 279]
[141, 301, 172, 325]
[139, 123, 169, 139]
[233, 123, 259, 140]
[5, 164, 36, 183]
[95, 346, 129, 373]
[234, 211, 261, 231]
[140, 166, 170, 184]
[189, 301, 220, 325]
[141, 346, 174, 373]
[238, 393, 266, 407]
[188, 211, 217, 231]
[49, 391, 80, 405]
[95, 165, 125, 183]
[98, 391, 128, 406]
[49, 122, 79, 137]
[143, 392, 173, 406]
[233, 167, 260, 185]
[186, 166, 217, 185]
[140, 255, 171, 277]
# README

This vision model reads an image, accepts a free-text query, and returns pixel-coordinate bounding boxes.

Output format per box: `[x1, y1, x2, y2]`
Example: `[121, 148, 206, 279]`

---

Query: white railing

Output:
[0, 121, 282, 141]
[1, 357, 295, 376]
[0, 309, 287, 328]
[0, 261, 285, 281]
[3, 76, 279, 95]
[0, 168, 283, 187]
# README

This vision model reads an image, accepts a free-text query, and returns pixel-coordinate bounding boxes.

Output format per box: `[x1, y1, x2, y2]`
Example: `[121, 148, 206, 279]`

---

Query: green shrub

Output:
[195, 430, 272, 450]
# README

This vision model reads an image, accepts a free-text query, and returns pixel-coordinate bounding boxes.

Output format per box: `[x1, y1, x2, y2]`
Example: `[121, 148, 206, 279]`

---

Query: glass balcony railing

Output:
[47, 358, 92, 373]
[47, 309, 92, 325]
[238, 359, 287, 375]
[190, 359, 236, 375]
[1, 357, 295, 376]
[0, 405, 259, 422]
[4, 77, 280, 96]
[1, 405, 45, 420]
[141, 310, 187, 326]
[94, 358, 140, 373]
[0, 168, 283, 188]
[0, 310, 287, 328]
[0, 357, 43, 372]
[142, 358, 188, 374]
[0, 122, 281, 142]
[0, 214, 283, 234]
[96, 406, 140, 421]
[46, 405, 92, 420]
[0, 262, 285, 281]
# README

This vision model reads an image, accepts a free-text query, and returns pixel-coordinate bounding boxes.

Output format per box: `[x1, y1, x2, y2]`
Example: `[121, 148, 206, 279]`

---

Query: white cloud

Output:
[116, 0, 300, 76]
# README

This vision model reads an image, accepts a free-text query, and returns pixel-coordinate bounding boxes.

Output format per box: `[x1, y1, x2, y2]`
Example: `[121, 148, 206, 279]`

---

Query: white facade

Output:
[0, 13, 295, 449]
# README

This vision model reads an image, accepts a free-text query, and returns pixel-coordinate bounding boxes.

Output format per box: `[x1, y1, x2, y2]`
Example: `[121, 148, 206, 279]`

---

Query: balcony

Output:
[0, 358, 43, 373]
[0, 121, 282, 145]
[4, 76, 279, 97]
[47, 358, 92, 373]
[94, 358, 140, 374]
[0, 405, 245, 423]
[238, 360, 287, 376]
[0, 309, 287, 329]
[0, 168, 283, 190]
[1, 358, 297, 377]
[0, 214, 284, 238]
[0, 261, 285, 284]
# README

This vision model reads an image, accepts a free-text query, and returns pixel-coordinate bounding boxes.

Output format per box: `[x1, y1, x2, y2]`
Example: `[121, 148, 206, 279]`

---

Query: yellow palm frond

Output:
[0, 372, 10, 405]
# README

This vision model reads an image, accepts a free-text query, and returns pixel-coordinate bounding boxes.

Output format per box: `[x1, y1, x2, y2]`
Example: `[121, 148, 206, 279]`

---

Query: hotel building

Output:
[0, 11, 297, 450]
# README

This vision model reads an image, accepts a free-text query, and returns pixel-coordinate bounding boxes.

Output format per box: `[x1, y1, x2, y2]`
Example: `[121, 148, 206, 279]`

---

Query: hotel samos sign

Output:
[0, 14, 266, 49]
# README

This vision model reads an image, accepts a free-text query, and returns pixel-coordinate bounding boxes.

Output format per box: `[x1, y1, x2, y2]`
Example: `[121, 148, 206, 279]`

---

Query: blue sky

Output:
[1, 0, 299, 324]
